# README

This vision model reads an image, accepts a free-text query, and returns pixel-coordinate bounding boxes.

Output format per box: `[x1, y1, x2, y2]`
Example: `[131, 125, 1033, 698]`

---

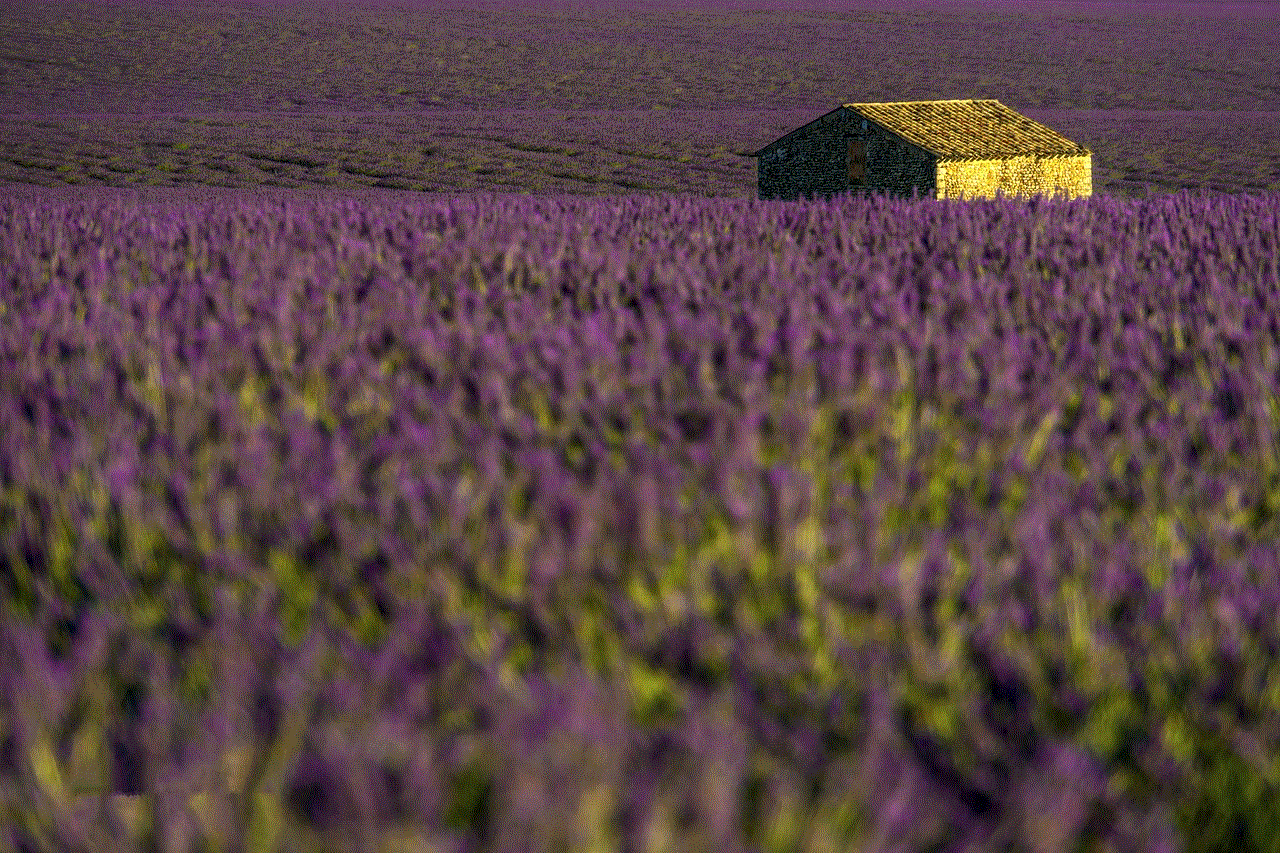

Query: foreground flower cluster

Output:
[2, 189, 1279, 853]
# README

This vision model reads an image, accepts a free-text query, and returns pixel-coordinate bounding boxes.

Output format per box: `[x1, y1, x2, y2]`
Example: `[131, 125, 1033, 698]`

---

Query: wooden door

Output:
[848, 141, 866, 185]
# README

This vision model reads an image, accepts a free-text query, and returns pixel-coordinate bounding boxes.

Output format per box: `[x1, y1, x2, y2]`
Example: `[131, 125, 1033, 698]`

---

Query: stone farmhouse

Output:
[750, 99, 1092, 201]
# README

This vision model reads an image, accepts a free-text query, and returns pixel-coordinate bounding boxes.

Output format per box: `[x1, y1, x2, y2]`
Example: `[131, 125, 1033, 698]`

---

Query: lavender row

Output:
[4, 2, 1278, 115]
[4, 108, 1279, 200]
[2, 189, 1279, 853]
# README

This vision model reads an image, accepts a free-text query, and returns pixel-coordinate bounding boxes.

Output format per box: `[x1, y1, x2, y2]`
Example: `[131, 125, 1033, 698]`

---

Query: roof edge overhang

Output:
[749, 101, 1089, 159]
[934, 147, 1093, 162]
[748, 104, 856, 157]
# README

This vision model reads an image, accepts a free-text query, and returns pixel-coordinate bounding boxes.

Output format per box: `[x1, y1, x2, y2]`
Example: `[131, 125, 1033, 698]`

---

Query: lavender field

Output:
[3, 187, 1280, 853]
[2, 0, 1279, 197]
[3, 0, 1280, 852]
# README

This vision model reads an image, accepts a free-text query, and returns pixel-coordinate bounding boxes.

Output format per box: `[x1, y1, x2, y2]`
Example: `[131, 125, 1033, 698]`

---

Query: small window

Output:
[848, 140, 866, 184]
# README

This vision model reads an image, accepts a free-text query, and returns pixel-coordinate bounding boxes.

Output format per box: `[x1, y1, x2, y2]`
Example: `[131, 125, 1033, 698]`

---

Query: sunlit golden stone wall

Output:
[935, 153, 1092, 199]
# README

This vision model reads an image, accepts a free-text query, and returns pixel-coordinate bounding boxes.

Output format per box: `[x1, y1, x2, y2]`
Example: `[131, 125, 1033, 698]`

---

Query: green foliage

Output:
[0, 486, 89, 620]
[269, 549, 318, 649]
[246, 789, 285, 853]
[321, 584, 389, 648]
[626, 658, 681, 728]
[444, 756, 494, 837]
[1175, 738, 1280, 853]
[1079, 689, 1147, 766]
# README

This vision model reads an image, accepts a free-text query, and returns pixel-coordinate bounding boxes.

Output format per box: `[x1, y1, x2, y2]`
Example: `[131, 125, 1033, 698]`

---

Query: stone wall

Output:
[756, 107, 937, 200]
[756, 109, 851, 200]
[863, 125, 936, 199]
[935, 153, 1092, 199]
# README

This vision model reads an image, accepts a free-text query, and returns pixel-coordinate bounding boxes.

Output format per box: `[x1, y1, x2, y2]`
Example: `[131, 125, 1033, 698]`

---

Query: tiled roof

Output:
[846, 99, 1088, 159]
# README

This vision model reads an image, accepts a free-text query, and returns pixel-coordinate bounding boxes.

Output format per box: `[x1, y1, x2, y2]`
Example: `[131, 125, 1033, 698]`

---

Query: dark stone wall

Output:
[755, 107, 937, 201]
